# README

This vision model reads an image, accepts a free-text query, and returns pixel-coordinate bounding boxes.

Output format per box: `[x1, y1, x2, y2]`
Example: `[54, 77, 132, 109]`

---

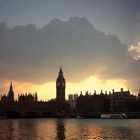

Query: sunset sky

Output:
[0, 0, 140, 100]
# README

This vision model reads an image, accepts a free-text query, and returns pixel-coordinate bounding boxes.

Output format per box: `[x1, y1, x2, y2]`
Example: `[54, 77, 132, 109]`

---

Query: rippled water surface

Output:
[0, 119, 140, 140]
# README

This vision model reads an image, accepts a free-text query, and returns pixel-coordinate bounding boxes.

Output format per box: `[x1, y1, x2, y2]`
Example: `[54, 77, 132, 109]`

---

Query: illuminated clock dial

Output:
[62, 82, 65, 86]
[57, 83, 60, 86]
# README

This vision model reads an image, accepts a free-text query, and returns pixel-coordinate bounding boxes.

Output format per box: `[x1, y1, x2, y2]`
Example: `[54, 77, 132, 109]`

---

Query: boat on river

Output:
[101, 113, 127, 119]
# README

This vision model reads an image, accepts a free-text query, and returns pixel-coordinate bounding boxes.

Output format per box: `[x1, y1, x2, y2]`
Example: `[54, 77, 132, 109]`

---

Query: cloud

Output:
[129, 42, 140, 60]
[0, 17, 139, 90]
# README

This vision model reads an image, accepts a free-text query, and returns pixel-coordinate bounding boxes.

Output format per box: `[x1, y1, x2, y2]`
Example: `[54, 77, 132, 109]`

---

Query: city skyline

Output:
[0, 67, 136, 101]
[0, 67, 139, 119]
[0, 0, 140, 100]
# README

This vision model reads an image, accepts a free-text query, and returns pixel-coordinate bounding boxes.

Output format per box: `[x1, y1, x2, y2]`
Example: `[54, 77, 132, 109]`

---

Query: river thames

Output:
[0, 119, 140, 140]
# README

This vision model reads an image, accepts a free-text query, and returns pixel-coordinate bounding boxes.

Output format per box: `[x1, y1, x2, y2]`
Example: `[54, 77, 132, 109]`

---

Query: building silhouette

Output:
[18, 93, 38, 103]
[0, 68, 140, 118]
[110, 88, 136, 112]
[138, 90, 140, 101]
[56, 67, 66, 103]
[76, 91, 110, 113]
[7, 82, 14, 102]
[1, 82, 14, 103]
[68, 94, 78, 108]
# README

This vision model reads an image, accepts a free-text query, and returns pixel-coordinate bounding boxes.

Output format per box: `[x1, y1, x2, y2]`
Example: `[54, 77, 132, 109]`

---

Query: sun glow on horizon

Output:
[67, 76, 128, 95]
[0, 76, 129, 101]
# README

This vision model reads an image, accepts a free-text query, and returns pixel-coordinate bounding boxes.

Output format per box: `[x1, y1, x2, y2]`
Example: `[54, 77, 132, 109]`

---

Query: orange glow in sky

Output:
[0, 76, 128, 101]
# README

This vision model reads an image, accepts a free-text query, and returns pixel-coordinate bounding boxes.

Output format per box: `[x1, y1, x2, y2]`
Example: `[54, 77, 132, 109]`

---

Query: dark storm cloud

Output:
[0, 0, 140, 45]
[0, 17, 139, 88]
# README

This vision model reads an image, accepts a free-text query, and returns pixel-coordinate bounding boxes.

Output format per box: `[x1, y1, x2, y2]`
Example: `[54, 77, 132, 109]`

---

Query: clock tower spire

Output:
[8, 82, 14, 102]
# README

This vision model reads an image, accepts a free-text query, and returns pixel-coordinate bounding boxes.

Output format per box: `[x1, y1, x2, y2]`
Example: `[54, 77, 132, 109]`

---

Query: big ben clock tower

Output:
[56, 67, 66, 103]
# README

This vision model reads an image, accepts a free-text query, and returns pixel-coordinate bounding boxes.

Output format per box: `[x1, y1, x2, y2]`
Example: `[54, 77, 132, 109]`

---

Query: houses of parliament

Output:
[0, 68, 69, 117]
[0, 68, 140, 118]
[0, 67, 66, 104]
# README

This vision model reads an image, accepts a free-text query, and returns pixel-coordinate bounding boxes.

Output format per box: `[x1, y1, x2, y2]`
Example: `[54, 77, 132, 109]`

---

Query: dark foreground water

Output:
[0, 119, 140, 140]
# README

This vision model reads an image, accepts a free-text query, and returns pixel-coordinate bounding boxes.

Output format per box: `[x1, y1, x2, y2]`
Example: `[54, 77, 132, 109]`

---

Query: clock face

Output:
[62, 82, 65, 86]
[57, 82, 60, 86]
[57, 82, 65, 87]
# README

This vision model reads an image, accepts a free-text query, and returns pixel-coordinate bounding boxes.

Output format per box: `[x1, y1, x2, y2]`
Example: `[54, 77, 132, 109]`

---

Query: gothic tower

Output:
[7, 82, 14, 102]
[56, 67, 66, 103]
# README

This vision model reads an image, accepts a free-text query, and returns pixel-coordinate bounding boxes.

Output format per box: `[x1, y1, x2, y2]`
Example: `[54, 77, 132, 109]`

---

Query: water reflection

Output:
[0, 119, 140, 140]
[0, 119, 38, 140]
[55, 119, 65, 140]
[15, 119, 38, 140]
